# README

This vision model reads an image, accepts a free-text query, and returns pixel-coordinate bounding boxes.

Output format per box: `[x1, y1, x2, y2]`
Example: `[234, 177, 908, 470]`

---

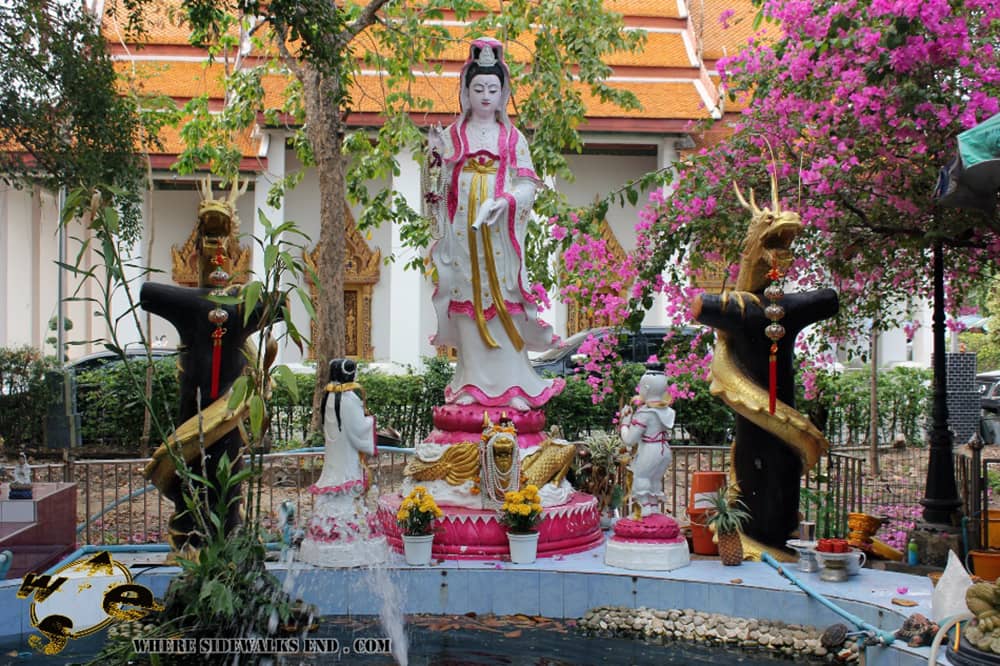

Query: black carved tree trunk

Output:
[140, 282, 266, 549]
[696, 289, 839, 547]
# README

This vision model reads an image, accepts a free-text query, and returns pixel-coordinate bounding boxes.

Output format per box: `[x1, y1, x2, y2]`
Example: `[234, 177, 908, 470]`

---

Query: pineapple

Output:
[717, 530, 744, 566]
[705, 485, 751, 566]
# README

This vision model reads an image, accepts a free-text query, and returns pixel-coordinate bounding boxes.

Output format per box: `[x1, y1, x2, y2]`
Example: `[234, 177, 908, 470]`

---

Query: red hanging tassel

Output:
[768, 343, 778, 414]
[210, 327, 225, 398]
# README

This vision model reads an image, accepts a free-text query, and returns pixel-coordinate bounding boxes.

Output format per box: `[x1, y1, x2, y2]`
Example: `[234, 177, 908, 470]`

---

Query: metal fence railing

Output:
[7, 442, 889, 547]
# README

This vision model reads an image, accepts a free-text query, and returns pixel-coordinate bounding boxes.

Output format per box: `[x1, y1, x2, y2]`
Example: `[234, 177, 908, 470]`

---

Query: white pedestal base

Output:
[298, 535, 388, 568]
[604, 538, 691, 571]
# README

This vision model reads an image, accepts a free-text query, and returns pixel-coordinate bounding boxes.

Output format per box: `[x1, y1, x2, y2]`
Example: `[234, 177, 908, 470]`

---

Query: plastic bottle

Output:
[907, 538, 919, 565]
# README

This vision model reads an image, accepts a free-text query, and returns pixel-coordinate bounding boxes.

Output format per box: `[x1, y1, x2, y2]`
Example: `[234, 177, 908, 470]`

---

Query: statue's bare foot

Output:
[453, 391, 476, 405]
[510, 396, 530, 411]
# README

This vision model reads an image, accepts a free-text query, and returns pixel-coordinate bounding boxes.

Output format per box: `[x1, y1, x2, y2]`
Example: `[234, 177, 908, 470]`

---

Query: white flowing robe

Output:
[429, 119, 559, 407]
[315, 390, 375, 490]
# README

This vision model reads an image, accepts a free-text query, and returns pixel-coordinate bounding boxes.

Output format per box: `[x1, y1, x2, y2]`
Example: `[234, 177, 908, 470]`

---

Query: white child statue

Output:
[9, 451, 33, 500]
[619, 368, 676, 518]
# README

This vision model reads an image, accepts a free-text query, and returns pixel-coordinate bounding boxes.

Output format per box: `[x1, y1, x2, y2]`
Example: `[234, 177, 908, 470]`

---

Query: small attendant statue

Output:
[619, 367, 676, 518]
[10, 451, 33, 499]
[605, 366, 689, 571]
[299, 359, 387, 567]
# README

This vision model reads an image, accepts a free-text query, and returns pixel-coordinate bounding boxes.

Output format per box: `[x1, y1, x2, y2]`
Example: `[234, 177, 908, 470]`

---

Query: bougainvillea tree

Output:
[554, 0, 1000, 400]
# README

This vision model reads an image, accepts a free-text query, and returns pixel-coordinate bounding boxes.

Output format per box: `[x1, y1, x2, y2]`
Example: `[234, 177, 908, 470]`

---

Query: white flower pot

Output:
[507, 531, 539, 564]
[402, 534, 434, 565]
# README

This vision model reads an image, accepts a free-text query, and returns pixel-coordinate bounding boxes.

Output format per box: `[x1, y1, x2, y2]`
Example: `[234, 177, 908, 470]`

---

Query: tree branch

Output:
[274, 30, 304, 81]
[343, 0, 393, 46]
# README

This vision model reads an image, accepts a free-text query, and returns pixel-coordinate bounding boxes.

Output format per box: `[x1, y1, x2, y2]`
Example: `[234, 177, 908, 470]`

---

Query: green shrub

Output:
[543, 371, 618, 441]
[0, 346, 56, 447]
[357, 366, 428, 446]
[798, 365, 931, 447]
[542, 364, 733, 444]
[76, 356, 179, 448]
[268, 356, 457, 448]
[673, 374, 734, 445]
[268, 370, 316, 446]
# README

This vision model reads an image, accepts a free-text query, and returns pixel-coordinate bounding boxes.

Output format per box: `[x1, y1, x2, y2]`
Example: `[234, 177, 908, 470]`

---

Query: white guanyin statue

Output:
[426, 37, 560, 412]
[298, 359, 387, 567]
[619, 369, 676, 517]
[401, 37, 577, 514]
[13, 452, 32, 486]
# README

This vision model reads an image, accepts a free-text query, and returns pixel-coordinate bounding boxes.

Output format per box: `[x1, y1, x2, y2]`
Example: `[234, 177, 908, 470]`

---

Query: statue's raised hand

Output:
[427, 123, 445, 161]
[471, 197, 509, 231]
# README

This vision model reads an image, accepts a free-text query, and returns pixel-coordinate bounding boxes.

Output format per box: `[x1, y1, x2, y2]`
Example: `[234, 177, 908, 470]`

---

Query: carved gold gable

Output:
[304, 205, 381, 360]
[688, 240, 731, 293]
[171, 231, 252, 287]
[565, 219, 627, 337]
[171, 178, 252, 286]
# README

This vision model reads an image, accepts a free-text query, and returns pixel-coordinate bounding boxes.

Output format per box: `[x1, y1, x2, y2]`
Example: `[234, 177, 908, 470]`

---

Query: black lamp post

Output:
[920, 240, 963, 524]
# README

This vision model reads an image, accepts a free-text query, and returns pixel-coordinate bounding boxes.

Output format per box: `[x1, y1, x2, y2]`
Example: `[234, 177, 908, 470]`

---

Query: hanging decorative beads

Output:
[478, 413, 521, 509]
[208, 245, 230, 399]
[764, 260, 786, 414]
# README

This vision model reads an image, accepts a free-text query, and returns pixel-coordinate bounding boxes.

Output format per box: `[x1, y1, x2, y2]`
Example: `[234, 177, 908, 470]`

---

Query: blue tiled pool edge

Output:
[0, 547, 946, 665]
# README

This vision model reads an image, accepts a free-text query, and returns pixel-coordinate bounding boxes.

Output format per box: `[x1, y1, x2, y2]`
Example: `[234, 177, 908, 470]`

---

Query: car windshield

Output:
[532, 329, 606, 362]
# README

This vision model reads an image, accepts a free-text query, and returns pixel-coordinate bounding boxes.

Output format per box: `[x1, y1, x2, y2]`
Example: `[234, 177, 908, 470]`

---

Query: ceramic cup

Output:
[845, 549, 867, 575]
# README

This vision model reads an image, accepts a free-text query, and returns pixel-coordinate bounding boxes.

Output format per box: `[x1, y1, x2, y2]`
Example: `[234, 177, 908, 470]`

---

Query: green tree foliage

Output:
[0, 0, 146, 241]
[0, 347, 55, 447]
[132, 0, 645, 431]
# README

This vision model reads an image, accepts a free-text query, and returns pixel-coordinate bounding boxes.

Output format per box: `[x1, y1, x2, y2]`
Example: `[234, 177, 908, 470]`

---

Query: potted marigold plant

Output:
[499, 484, 543, 563]
[705, 485, 751, 566]
[396, 486, 443, 565]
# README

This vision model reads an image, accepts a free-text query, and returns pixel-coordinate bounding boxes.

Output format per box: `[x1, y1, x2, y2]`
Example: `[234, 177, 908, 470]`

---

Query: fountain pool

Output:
[0, 543, 939, 665]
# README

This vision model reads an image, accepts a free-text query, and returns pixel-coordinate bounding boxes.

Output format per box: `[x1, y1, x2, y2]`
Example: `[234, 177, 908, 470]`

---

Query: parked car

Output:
[66, 346, 177, 374]
[978, 370, 1000, 401]
[531, 325, 705, 377]
[977, 370, 1000, 444]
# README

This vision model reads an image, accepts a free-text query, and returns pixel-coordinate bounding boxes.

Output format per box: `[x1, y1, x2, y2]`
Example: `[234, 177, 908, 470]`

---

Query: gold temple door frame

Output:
[565, 219, 628, 336]
[304, 205, 381, 361]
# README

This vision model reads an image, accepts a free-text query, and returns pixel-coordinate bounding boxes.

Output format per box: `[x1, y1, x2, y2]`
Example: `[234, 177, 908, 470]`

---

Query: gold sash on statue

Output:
[463, 158, 524, 351]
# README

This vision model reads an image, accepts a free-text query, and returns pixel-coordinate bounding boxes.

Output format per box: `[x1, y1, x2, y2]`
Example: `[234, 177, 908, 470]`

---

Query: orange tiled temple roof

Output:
[102, 0, 754, 163]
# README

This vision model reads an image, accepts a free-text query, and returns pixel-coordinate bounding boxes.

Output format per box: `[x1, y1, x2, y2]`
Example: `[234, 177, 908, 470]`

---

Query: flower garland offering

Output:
[396, 486, 443, 536]
[499, 484, 543, 534]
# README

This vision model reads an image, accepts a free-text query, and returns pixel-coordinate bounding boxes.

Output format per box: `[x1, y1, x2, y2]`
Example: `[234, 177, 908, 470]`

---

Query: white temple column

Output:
[911, 299, 934, 367]
[254, 131, 286, 279]
[0, 187, 8, 347]
[647, 138, 687, 327]
[388, 150, 427, 369]
[253, 131, 290, 359]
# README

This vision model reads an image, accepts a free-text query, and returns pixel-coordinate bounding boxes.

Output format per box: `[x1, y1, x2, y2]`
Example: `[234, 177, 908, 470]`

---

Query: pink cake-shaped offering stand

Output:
[377, 491, 602, 560]
[604, 514, 691, 571]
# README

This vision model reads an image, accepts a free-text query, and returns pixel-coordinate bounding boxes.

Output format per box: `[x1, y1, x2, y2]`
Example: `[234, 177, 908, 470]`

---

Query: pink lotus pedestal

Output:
[424, 402, 557, 449]
[376, 492, 603, 560]
[604, 514, 691, 571]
